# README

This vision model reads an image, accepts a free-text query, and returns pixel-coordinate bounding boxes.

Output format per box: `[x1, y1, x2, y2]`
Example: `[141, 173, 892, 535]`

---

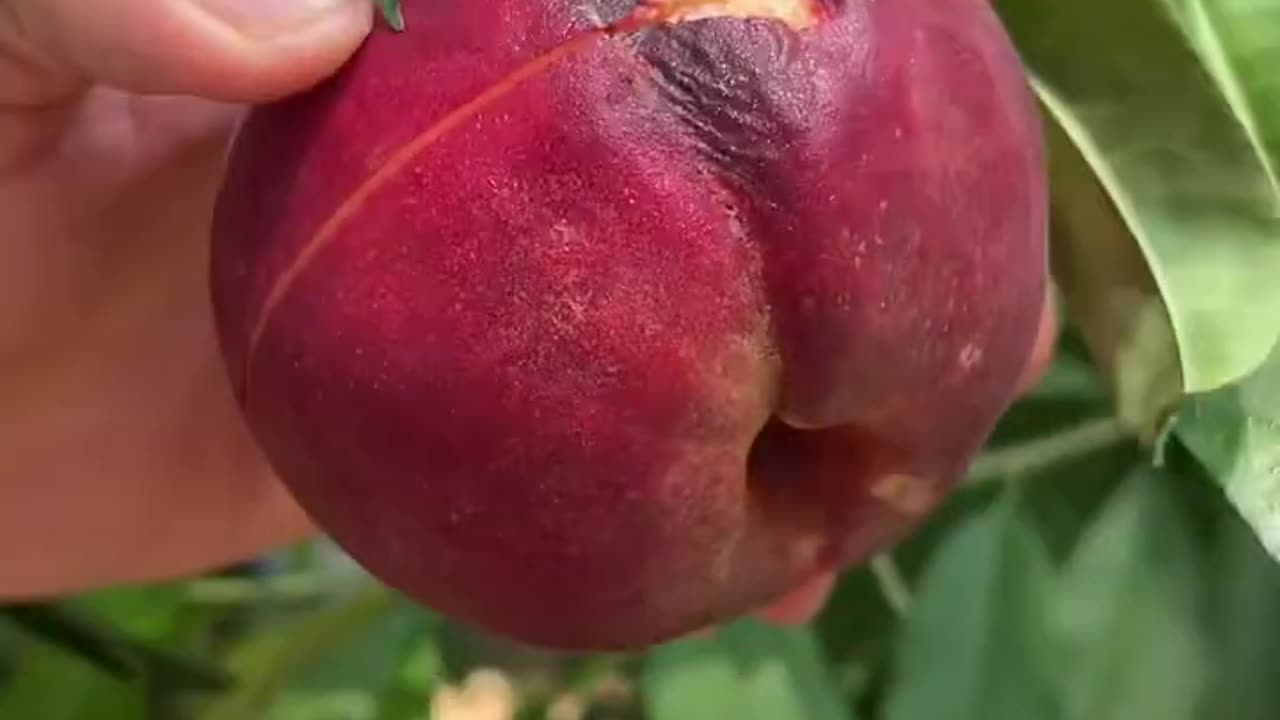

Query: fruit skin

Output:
[210, 0, 1047, 650]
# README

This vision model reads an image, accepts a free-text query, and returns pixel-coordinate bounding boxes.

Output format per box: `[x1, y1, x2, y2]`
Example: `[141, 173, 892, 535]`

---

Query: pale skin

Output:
[0, 0, 1057, 625]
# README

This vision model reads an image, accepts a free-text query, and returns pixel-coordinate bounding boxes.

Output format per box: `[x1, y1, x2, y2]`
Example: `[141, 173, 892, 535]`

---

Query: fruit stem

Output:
[965, 416, 1133, 485]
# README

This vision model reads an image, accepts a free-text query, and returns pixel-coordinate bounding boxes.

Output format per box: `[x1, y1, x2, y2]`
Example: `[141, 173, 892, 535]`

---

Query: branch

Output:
[965, 416, 1133, 486]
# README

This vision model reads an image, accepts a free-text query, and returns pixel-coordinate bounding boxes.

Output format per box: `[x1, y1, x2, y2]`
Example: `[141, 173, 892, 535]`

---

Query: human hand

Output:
[0, 0, 1058, 629]
[0, 0, 373, 597]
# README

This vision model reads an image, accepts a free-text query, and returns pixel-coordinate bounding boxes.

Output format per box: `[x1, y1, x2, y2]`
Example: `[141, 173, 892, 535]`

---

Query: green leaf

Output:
[195, 583, 407, 720]
[282, 599, 427, 695]
[1053, 468, 1207, 720]
[1167, 0, 1280, 565]
[377, 640, 448, 720]
[642, 634, 754, 719]
[1, 604, 139, 683]
[0, 631, 144, 720]
[812, 563, 903, 706]
[641, 620, 853, 720]
[374, 0, 404, 31]
[267, 690, 379, 720]
[993, 0, 1280, 395]
[1176, 344, 1280, 558]
[1174, 0, 1280, 192]
[1199, 508, 1280, 720]
[882, 497, 1059, 720]
[0, 583, 229, 720]
[1039, 104, 1183, 440]
[0, 599, 230, 694]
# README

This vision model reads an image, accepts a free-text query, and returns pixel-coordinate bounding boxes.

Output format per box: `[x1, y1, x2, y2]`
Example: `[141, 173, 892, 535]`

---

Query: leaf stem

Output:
[870, 554, 912, 617]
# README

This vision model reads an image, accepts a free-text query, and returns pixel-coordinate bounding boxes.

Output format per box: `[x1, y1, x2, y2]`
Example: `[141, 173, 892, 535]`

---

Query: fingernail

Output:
[195, 0, 366, 38]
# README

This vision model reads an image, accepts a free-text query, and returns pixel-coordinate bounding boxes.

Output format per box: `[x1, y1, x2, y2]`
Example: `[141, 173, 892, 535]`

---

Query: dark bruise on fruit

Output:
[210, 0, 1048, 651]
[639, 30, 795, 193]
[238, 0, 828, 378]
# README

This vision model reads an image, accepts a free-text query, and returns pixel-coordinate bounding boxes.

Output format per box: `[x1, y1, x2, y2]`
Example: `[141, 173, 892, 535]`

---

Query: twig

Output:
[1, 602, 232, 692]
[965, 416, 1132, 486]
[184, 573, 328, 605]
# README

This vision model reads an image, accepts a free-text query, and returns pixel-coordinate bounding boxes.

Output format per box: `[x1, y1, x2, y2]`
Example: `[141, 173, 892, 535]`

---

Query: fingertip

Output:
[754, 571, 837, 626]
[177, 0, 376, 102]
[4, 0, 375, 105]
[1016, 285, 1059, 395]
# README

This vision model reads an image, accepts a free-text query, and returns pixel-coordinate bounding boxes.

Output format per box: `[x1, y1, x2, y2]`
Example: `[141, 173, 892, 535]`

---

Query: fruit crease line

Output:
[242, 29, 614, 398]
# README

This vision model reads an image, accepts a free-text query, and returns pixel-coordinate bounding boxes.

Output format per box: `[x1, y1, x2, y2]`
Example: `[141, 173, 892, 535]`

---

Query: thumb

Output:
[0, 0, 373, 104]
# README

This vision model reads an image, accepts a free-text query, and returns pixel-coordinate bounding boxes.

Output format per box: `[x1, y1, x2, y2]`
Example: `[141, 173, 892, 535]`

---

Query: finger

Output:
[1015, 285, 1060, 395]
[753, 571, 837, 626]
[0, 0, 372, 105]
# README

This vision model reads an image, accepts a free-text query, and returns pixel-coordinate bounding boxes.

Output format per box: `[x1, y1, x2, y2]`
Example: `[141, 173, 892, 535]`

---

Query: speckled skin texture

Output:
[210, 0, 1047, 650]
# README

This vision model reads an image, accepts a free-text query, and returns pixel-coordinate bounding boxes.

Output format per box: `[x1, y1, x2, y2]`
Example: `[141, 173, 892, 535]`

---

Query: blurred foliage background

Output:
[9, 0, 1280, 717]
[6, 331, 1280, 720]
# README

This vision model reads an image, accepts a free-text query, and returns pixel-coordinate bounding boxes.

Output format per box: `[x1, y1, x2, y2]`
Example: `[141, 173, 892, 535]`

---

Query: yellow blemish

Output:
[869, 474, 935, 516]
[709, 518, 746, 583]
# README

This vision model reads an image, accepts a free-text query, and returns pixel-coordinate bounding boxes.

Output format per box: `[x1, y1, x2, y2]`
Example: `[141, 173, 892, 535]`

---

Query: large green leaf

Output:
[0, 584, 229, 720]
[641, 620, 853, 720]
[1053, 468, 1206, 720]
[264, 596, 436, 720]
[994, 0, 1280, 395]
[0, 633, 144, 720]
[881, 497, 1059, 720]
[811, 563, 904, 709]
[1176, 344, 1280, 558]
[195, 583, 408, 720]
[1039, 105, 1183, 440]
[1174, 0, 1280, 191]
[1199, 507, 1280, 720]
[1165, 0, 1280, 566]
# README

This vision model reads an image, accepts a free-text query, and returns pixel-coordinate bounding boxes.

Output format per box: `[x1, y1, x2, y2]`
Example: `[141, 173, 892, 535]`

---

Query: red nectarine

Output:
[210, 0, 1047, 650]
